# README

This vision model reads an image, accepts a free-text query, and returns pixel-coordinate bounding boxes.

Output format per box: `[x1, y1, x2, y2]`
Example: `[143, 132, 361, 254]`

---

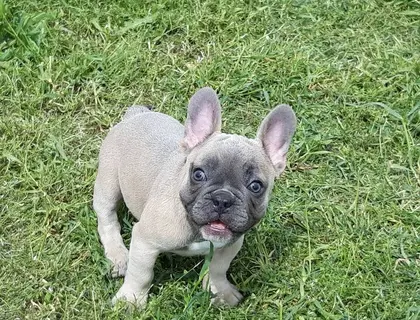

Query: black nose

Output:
[211, 189, 235, 212]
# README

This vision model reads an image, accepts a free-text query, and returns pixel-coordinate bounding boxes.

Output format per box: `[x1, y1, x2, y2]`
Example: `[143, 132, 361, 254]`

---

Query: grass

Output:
[0, 0, 419, 318]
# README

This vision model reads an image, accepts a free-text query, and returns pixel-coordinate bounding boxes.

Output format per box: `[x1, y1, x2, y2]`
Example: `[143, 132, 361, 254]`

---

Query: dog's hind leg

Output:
[122, 105, 152, 122]
[93, 141, 129, 278]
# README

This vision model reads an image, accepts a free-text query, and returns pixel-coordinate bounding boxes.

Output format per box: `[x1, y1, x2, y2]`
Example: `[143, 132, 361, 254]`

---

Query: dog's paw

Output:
[112, 286, 148, 309]
[203, 275, 243, 307]
[105, 246, 129, 278]
[211, 285, 243, 307]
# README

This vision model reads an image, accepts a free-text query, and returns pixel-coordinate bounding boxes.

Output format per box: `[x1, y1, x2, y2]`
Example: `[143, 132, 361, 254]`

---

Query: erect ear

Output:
[257, 105, 297, 175]
[182, 87, 222, 149]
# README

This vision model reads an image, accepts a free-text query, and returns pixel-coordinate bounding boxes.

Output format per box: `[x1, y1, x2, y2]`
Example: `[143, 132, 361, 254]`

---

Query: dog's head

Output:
[179, 87, 297, 244]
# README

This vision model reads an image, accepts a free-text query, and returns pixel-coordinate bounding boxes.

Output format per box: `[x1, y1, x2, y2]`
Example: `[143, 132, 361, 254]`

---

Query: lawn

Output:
[1, 0, 419, 319]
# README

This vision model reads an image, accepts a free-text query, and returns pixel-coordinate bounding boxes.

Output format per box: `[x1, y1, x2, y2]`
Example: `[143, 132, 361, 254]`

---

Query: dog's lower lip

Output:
[201, 221, 233, 241]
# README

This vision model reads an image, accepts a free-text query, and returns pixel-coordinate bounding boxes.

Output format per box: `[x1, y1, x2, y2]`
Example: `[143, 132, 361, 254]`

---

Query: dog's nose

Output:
[211, 189, 235, 212]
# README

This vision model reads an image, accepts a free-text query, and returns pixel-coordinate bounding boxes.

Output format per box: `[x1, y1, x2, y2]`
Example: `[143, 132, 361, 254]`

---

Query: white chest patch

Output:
[171, 241, 227, 257]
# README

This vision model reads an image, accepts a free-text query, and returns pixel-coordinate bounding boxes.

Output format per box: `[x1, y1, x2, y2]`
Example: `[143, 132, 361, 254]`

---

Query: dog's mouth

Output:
[208, 220, 230, 232]
[200, 220, 233, 243]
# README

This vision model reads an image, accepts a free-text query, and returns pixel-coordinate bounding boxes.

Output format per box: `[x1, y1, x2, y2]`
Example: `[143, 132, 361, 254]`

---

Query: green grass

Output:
[1, 0, 419, 318]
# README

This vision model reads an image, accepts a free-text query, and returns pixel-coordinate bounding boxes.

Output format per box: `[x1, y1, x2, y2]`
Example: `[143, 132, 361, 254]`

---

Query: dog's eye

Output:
[192, 168, 207, 182]
[248, 181, 263, 193]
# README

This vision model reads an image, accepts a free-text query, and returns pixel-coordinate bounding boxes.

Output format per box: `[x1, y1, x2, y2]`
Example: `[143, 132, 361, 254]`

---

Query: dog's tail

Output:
[122, 105, 153, 121]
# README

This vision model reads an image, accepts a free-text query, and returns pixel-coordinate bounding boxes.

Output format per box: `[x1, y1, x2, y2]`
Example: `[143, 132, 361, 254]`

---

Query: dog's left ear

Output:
[183, 87, 222, 149]
[257, 105, 297, 175]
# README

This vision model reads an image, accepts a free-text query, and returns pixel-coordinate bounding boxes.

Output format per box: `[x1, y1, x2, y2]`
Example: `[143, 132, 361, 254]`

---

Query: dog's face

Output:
[180, 134, 276, 243]
[178, 87, 297, 245]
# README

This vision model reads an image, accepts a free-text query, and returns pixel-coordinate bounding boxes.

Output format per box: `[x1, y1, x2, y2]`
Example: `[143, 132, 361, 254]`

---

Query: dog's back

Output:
[95, 109, 184, 219]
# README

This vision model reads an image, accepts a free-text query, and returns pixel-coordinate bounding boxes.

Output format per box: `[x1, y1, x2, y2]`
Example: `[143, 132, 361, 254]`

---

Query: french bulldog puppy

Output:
[93, 87, 296, 308]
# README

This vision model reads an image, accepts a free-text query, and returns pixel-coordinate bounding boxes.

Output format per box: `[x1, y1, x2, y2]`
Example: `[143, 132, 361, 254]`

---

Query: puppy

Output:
[93, 87, 297, 308]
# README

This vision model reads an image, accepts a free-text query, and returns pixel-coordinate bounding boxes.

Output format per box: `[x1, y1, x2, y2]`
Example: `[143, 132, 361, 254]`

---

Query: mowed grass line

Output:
[0, 0, 419, 319]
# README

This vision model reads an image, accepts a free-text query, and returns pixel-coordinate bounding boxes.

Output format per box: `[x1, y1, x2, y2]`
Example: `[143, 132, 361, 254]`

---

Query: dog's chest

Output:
[171, 241, 226, 256]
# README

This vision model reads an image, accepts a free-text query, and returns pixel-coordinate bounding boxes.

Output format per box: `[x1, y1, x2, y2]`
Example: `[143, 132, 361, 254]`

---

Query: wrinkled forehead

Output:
[189, 134, 275, 178]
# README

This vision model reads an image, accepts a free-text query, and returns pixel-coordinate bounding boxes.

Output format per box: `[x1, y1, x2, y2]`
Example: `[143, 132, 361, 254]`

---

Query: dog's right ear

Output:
[182, 87, 222, 149]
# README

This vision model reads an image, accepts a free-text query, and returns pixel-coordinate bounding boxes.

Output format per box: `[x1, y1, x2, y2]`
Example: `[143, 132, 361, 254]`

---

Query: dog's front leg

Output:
[112, 222, 159, 309]
[203, 235, 244, 307]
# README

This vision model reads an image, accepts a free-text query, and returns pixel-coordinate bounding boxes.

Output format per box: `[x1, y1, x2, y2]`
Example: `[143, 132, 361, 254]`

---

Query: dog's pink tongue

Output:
[209, 221, 227, 230]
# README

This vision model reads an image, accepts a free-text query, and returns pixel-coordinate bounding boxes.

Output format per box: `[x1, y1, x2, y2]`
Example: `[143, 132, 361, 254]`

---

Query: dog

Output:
[93, 87, 297, 308]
